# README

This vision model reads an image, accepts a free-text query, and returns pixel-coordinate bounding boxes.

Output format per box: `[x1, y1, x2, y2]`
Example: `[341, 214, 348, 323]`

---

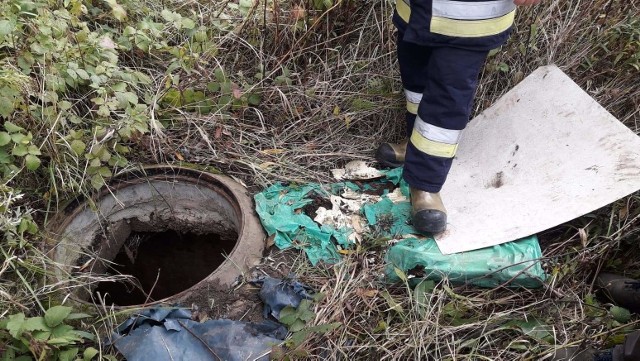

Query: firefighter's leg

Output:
[404, 46, 489, 234]
[375, 32, 432, 168]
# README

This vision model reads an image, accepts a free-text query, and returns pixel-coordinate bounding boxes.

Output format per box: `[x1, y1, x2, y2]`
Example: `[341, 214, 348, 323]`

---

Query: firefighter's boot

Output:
[410, 187, 447, 234]
[375, 139, 408, 168]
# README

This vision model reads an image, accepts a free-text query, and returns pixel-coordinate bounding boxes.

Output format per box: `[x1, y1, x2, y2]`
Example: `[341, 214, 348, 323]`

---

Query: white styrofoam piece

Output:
[435, 65, 640, 254]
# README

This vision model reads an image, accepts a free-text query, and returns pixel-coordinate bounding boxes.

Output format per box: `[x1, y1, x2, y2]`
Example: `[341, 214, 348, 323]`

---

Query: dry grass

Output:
[151, 1, 640, 360]
[154, 0, 640, 190]
[155, 1, 400, 189]
[2, 0, 639, 359]
[141, 0, 640, 360]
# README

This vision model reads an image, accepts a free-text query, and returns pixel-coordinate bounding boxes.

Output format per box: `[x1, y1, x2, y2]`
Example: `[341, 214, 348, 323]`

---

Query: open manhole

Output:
[46, 166, 265, 307]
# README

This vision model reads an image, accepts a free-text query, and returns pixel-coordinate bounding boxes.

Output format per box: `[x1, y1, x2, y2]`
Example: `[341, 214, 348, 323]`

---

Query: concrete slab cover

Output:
[436, 65, 640, 254]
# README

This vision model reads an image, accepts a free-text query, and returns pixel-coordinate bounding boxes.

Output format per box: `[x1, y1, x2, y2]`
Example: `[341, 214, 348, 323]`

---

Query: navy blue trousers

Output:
[398, 32, 489, 193]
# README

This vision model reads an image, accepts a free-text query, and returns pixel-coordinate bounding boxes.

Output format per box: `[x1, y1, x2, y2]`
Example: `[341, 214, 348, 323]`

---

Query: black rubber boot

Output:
[410, 187, 447, 234]
[596, 273, 640, 313]
[375, 139, 408, 168]
[412, 209, 447, 234]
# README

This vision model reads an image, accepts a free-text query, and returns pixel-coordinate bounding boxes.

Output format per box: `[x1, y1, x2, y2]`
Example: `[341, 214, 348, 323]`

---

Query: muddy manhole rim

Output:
[46, 165, 265, 308]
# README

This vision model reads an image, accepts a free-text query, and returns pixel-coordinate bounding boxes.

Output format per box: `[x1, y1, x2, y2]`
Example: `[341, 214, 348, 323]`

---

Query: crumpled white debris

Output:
[312, 194, 370, 243]
[331, 160, 384, 181]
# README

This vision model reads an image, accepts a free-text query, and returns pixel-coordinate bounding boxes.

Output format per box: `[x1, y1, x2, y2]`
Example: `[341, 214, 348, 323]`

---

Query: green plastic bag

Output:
[385, 236, 546, 288]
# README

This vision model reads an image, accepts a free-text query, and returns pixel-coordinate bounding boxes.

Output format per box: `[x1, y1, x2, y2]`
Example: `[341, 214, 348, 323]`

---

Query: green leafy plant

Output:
[506, 318, 554, 344]
[160, 66, 262, 116]
[0, 0, 273, 193]
[0, 121, 41, 176]
[311, 0, 334, 11]
[0, 306, 97, 361]
[610, 305, 632, 324]
[279, 299, 316, 333]
[279, 297, 341, 348]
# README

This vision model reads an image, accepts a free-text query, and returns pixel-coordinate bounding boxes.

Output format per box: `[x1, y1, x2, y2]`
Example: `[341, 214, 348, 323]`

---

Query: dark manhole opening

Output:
[93, 229, 238, 306]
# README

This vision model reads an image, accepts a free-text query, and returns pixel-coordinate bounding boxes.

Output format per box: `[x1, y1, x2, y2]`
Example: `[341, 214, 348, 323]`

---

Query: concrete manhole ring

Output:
[46, 165, 265, 307]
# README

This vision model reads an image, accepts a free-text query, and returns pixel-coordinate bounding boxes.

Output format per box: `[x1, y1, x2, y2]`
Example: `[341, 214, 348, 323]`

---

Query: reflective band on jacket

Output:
[395, 0, 516, 38]
[397, 0, 410, 23]
[431, 11, 515, 37]
[410, 117, 461, 158]
[432, 0, 516, 20]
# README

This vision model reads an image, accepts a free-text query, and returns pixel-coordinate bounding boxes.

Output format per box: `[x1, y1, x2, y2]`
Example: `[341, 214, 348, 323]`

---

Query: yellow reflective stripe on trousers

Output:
[405, 89, 421, 115]
[396, 0, 410, 23]
[406, 101, 419, 115]
[410, 131, 458, 158]
[430, 10, 515, 37]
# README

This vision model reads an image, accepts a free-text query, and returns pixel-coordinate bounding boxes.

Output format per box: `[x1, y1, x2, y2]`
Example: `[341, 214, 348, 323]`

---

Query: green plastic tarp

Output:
[385, 236, 545, 288]
[254, 183, 349, 265]
[254, 168, 547, 288]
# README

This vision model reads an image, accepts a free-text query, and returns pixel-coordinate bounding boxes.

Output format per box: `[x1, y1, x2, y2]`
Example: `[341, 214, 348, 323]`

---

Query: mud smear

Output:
[490, 171, 505, 188]
[359, 181, 396, 196]
[93, 230, 237, 306]
[301, 192, 332, 217]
